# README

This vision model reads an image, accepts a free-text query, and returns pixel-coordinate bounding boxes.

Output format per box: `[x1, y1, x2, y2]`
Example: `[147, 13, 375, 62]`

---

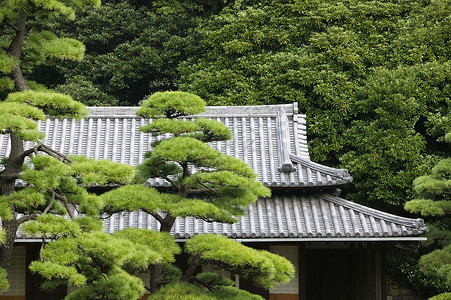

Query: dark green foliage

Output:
[29, 2, 203, 105]
[387, 248, 449, 296]
[404, 133, 451, 298]
[178, 0, 450, 210]
[21, 0, 449, 213]
[54, 76, 119, 106]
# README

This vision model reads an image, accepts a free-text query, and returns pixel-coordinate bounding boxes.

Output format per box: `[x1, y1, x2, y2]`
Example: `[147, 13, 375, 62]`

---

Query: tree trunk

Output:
[10, 9, 30, 92]
[159, 216, 175, 233]
[147, 216, 176, 293]
[0, 135, 26, 270]
[0, 8, 30, 272]
[0, 135, 24, 196]
[149, 263, 163, 294]
[182, 254, 201, 282]
[0, 221, 19, 270]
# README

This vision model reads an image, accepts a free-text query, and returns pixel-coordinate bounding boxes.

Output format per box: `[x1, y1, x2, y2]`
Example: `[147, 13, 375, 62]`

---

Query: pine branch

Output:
[43, 191, 55, 214]
[36, 143, 74, 163]
[16, 214, 38, 225]
[52, 191, 75, 220]
[21, 144, 40, 159]
[182, 254, 201, 282]
[4, 20, 19, 32]
[198, 182, 217, 194]
[78, 245, 108, 281]
[192, 277, 215, 292]
[163, 176, 179, 189]
[146, 210, 164, 224]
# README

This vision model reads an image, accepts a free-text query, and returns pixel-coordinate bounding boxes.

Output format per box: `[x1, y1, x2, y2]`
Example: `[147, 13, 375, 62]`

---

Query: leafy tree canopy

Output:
[178, 0, 450, 209]
[405, 133, 451, 298]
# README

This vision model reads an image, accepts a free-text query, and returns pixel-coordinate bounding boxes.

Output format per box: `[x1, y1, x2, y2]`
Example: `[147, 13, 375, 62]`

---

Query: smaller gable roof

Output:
[98, 192, 427, 241]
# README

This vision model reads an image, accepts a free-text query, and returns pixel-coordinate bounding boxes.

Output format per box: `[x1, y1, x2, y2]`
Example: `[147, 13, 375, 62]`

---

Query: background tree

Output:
[98, 91, 295, 298]
[405, 132, 451, 299]
[178, 0, 450, 209]
[29, 0, 450, 208]
[28, 0, 205, 105]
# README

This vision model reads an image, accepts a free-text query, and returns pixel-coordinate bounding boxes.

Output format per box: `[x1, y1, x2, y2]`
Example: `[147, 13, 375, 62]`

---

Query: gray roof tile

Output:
[0, 103, 351, 188]
[99, 192, 427, 239]
[2, 103, 427, 241]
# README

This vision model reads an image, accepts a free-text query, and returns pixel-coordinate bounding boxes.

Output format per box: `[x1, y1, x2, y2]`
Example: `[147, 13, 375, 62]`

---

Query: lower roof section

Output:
[99, 192, 427, 241]
[13, 192, 427, 242]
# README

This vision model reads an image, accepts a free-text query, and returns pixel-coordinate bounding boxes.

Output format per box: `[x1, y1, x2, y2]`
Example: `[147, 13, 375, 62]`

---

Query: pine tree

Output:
[405, 132, 451, 299]
[98, 91, 295, 298]
[27, 91, 294, 299]
[0, 0, 136, 293]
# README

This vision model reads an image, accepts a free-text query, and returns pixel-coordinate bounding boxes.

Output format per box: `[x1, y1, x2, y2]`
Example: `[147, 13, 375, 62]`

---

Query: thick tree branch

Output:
[21, 144, 40, 159]
[193, 277, 215, 292]
[43, 191, 55, 214]
[149, 263, 163, 293]
[36, 143, 74, 163]
[4, 20, 19, 32]
[182, 254, 201, 282]
[163, 176, 178, 189]
[10, 9, 30, 91]
[78, 245, 108, 281]
[1, 135, 25, 196]
[145, 210, 164, 224]
[0, 173, 20, 181]
[16, 213, 38, 225]
[52, 192, 75, 220]
[198, 182, 217, 194]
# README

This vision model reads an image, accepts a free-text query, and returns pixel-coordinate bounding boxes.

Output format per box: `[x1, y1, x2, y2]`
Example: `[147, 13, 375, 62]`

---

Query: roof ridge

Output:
[87, 103, 299, 118]
[289, 154, 353, 182]
[319, 193, 427, 230]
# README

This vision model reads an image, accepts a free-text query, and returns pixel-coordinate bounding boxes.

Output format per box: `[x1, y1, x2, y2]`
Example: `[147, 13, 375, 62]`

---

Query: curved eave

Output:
[181, 237, 428, 243]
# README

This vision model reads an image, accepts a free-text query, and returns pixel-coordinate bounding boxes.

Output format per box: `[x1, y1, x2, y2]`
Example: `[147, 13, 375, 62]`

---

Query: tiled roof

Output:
[99, 192, 427, 240]
[0, 103, 352, 188]
[2, 103, 427, 241]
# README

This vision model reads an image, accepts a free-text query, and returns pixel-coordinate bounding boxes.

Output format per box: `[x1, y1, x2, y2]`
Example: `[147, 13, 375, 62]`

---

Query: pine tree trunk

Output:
[0, 135, 25, 271]
[148, 216, 176, 293]
[0, 221, 19, 270]
[149, 263, 163, 293]
[159, 216, 175, 233]
[10, 9, 30, 92]
[182, 254, 201, 282]
[0, 8, 30, 272]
